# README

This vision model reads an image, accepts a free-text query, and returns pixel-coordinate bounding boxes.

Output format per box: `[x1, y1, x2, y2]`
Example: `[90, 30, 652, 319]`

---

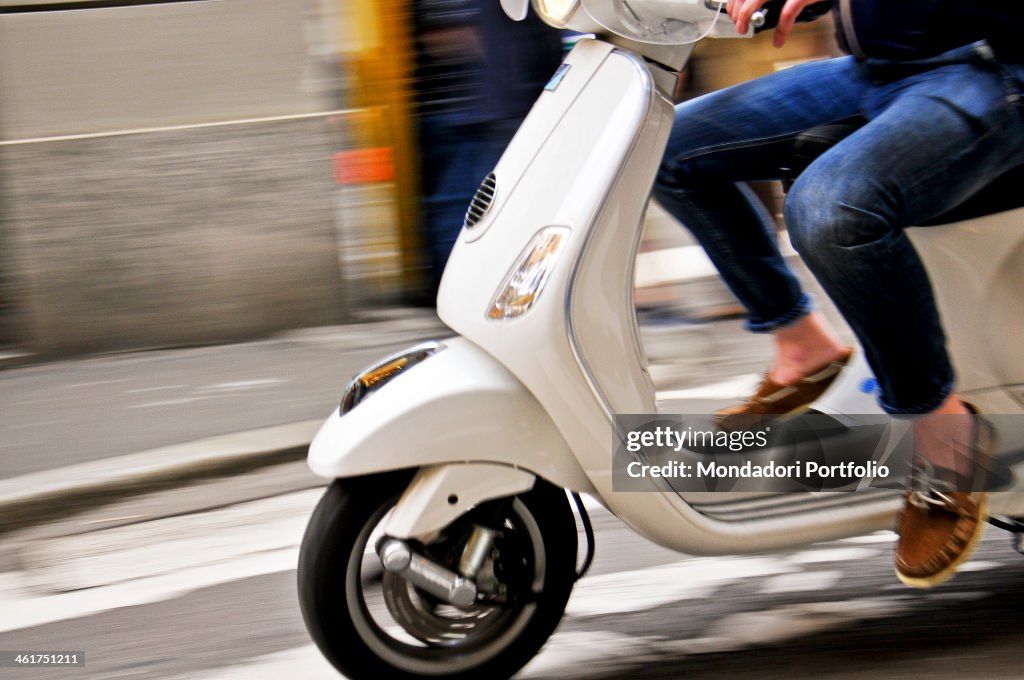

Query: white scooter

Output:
[298, 1, 1024, 678]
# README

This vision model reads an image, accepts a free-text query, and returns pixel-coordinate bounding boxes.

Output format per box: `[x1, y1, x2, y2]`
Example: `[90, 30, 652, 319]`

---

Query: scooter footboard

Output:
[307, 336, 593, 494]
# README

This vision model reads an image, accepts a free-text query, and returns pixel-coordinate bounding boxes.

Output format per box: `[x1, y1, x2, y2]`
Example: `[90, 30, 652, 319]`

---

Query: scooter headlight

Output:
[340, 342, 443, 414]
[488, 226, 570, 320]
[532, 0, 581, 27]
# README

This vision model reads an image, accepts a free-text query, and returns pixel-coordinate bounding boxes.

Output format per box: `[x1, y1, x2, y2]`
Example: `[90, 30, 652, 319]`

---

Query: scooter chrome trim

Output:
[460, 525, 501, 579]
[378, 538, 479, 608]
[564, 47, 660, 433]
[689, 489, 902, 523]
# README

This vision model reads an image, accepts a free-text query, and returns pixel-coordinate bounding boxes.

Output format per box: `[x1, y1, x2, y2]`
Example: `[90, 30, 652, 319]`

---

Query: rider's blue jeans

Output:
[653, 43, 1024, 415]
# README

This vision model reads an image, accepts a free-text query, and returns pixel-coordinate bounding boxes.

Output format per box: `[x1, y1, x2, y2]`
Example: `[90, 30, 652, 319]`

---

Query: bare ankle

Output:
[912, 394, 974, 480]
[767, 313, 848, 385]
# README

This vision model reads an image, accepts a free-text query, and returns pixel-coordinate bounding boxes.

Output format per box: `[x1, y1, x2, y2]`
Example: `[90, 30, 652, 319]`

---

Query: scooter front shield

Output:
[307, 336, 593, 494]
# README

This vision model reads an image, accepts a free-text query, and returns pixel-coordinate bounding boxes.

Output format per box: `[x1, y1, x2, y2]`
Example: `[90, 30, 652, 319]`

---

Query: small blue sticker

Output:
[859, 377, 881, 395]
[545, 64, 571, 92]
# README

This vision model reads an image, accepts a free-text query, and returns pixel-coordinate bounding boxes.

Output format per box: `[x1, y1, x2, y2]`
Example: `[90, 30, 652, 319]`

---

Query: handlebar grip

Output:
[752, 0, 834, 34]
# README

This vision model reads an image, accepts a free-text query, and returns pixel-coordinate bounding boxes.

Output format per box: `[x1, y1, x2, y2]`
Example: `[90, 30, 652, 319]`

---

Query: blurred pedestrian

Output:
[412, 0, 564, 296]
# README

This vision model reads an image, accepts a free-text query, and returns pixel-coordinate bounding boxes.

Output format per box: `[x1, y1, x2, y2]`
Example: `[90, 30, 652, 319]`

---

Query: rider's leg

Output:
[769, 311, 850, 386]
[653, 56, 864, 385]
[785, 53, 1024, 587]
[785, 56, 1024, 420]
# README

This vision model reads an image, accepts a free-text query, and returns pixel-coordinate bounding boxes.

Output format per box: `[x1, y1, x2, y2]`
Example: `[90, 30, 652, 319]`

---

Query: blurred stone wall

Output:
[0, 0, 347, 355]
[1, 120, 345, 354]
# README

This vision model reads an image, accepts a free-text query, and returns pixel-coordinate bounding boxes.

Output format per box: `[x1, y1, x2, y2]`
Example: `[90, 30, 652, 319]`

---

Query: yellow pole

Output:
[340, 0, 424, 292]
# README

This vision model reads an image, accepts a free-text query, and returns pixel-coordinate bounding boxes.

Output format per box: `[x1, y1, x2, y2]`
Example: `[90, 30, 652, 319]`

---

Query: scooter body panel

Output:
[383, 463, 538, 540]
[439, 40, 662, 473]
[910, 206, 1024, 395]
[307, 336, 594, 495]
[436, 39, 910, 554]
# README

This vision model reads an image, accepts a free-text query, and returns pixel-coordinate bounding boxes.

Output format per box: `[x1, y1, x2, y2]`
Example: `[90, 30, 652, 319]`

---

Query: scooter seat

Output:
[783, 116, 1024, 226]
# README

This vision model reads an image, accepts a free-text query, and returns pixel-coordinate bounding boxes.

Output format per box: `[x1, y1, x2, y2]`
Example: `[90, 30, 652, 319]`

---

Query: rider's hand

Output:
[727, 0, 820, 48]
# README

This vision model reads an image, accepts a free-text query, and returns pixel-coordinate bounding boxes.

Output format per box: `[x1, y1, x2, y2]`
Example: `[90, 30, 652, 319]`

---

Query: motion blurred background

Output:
[0, 0, 839, 363]
[7, 6, 1024, 680]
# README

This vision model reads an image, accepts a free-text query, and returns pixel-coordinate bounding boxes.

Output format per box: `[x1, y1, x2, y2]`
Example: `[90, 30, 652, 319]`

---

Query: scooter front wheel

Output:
[297, 471, 578, 679]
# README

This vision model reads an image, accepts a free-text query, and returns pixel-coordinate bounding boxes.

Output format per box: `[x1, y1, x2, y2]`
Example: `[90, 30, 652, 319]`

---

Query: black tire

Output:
[297, 471, 578, 680]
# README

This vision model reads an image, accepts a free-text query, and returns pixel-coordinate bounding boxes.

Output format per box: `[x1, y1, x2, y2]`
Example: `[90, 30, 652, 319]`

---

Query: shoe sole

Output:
[714, 350, 853, 428]
[895, 494, 989, 589]
[715, 403, 816, 432]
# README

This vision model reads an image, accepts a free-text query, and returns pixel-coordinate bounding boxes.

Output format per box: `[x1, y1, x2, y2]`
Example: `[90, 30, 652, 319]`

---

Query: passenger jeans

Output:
[653, 43, 1024, 415]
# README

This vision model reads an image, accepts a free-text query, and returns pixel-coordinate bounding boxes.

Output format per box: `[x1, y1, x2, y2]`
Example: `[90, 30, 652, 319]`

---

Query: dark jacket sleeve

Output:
[836, 0, 1024, 61]
[957, 3, 1024, 61]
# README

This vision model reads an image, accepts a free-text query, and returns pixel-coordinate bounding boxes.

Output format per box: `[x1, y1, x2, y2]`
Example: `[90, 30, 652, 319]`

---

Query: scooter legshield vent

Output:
[464, 172, 497, 229]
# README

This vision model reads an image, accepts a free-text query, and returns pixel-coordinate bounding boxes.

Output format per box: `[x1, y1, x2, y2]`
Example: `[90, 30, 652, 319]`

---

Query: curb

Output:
[0, 419, 323, 536]
[0, 348, 35, 370]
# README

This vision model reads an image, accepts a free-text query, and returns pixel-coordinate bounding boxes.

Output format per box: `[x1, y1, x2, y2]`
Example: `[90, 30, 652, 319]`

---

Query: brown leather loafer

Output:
[715, 348, 853, 431]
[895, 407, 996, 589]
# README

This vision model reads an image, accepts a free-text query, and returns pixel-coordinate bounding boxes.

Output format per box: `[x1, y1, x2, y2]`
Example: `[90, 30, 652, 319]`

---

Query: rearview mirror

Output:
[500, 0, 529, 21]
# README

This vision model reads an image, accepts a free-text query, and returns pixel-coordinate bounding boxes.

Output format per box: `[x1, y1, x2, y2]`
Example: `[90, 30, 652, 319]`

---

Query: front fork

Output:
[383, 463, 537, 540]
[374, 463, 538, 607]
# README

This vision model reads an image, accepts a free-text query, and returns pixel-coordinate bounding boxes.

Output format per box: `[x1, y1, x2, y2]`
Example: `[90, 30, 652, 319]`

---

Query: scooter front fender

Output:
[307, 336, 594, 494]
